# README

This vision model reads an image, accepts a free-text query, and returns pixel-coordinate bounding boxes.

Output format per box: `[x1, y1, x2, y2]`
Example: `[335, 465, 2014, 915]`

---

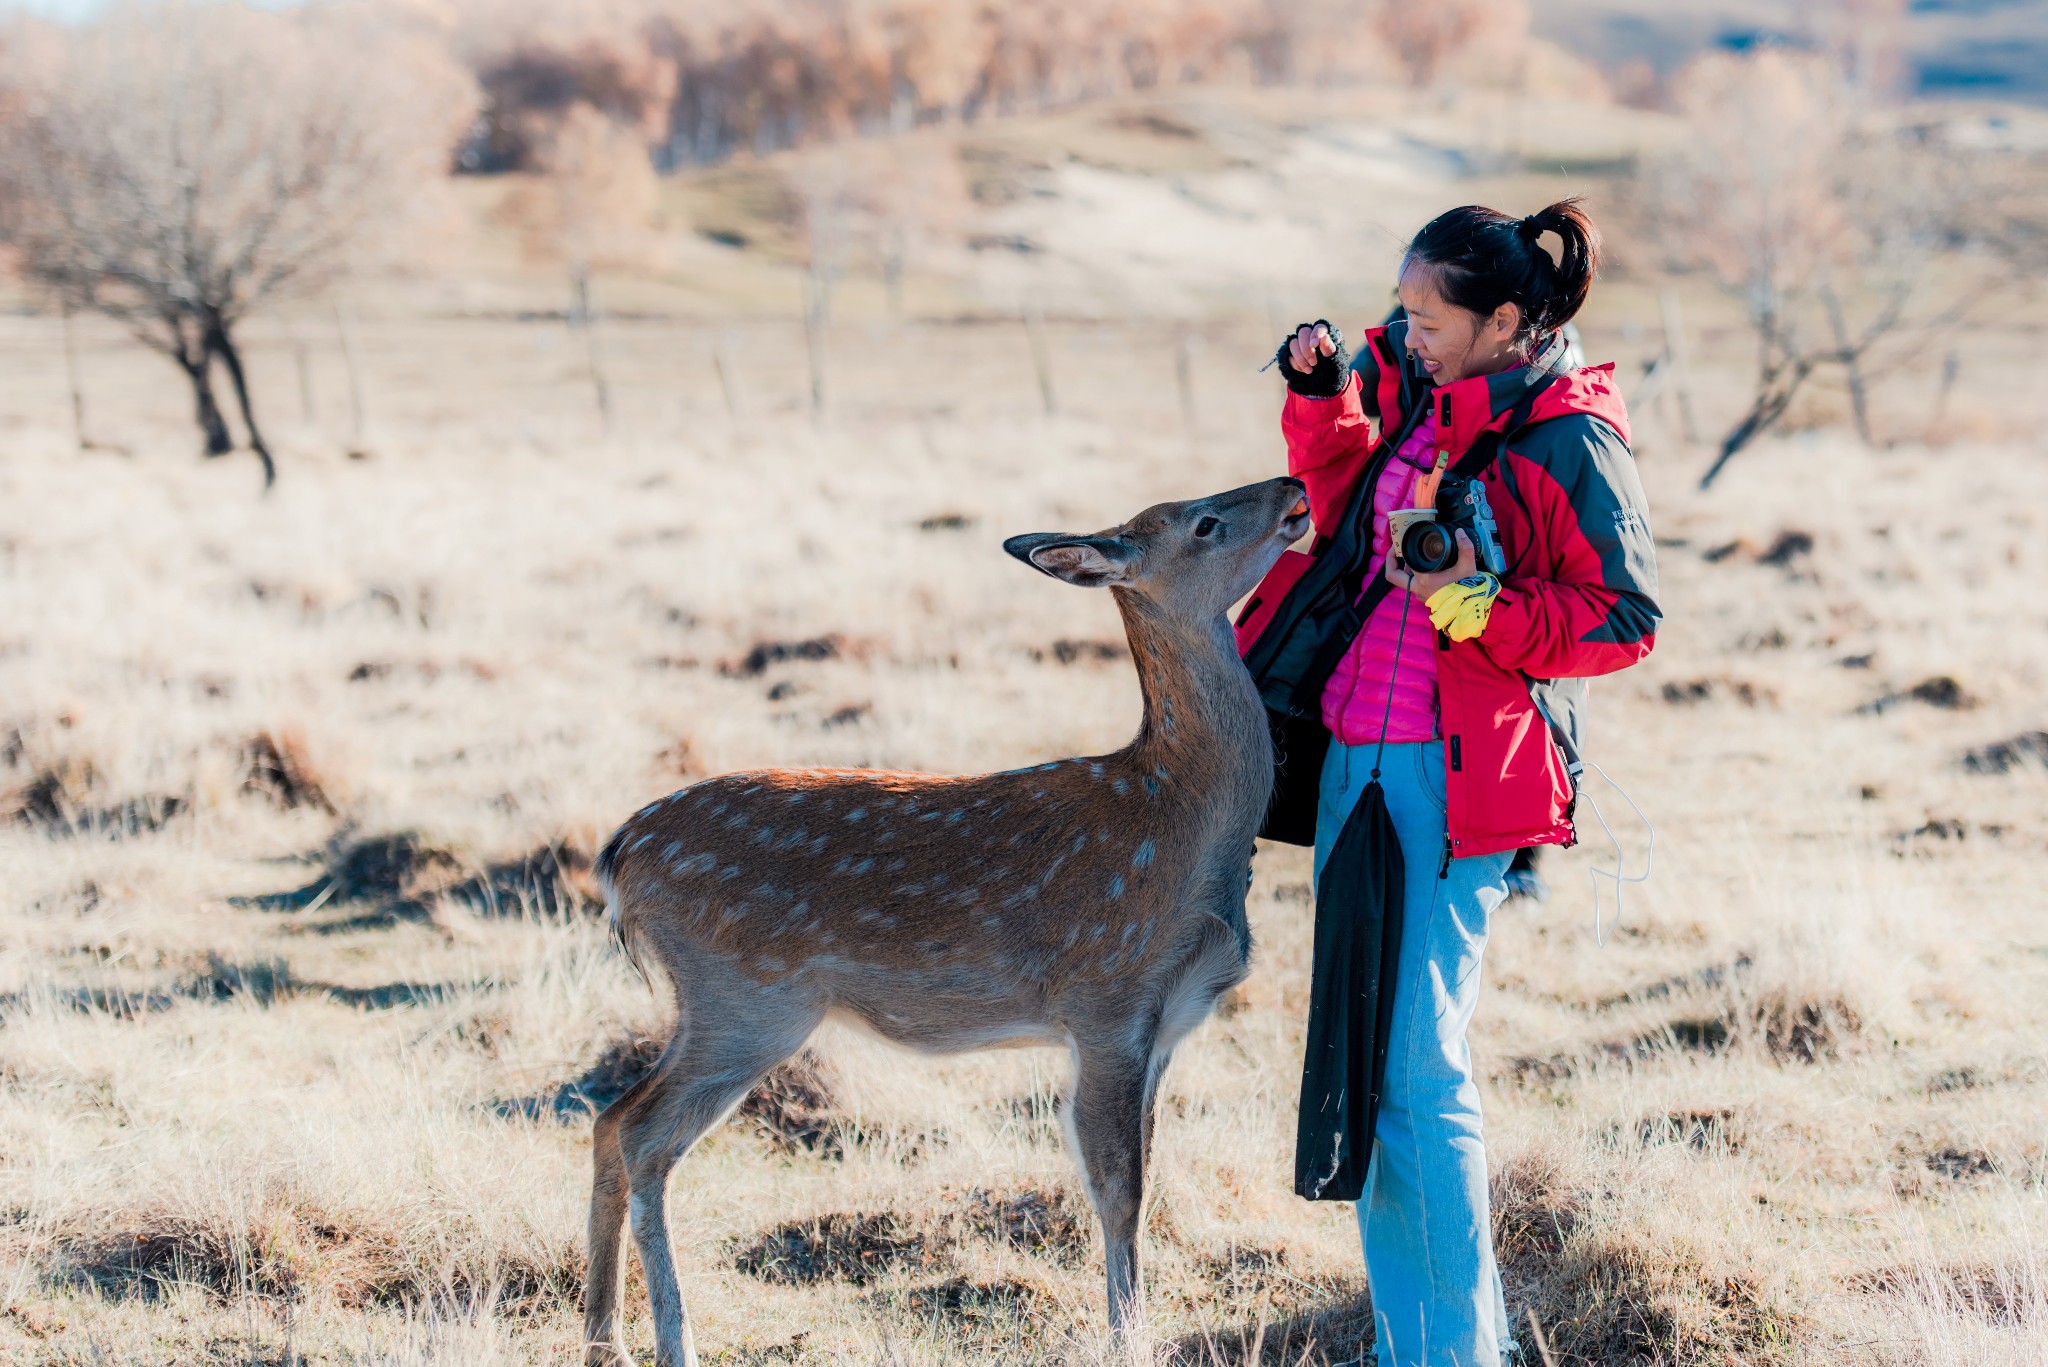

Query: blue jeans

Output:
[1315, 741, 1515, 1367]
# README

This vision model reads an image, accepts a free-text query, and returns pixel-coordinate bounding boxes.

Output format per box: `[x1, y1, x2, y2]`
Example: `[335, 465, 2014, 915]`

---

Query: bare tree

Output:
[0, 3, 472, 487]
[1654, 49, 1988, 488]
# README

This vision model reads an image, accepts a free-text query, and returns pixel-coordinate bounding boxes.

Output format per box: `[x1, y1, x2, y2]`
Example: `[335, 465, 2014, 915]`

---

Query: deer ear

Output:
[1003, 533, 1134, 587]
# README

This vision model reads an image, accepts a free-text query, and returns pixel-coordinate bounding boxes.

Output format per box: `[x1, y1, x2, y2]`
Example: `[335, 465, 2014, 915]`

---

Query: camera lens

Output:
[1402, 522, 1455, 574]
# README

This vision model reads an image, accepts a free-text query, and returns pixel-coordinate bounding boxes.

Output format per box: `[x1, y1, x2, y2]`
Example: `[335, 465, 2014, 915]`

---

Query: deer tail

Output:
[593, 825, 651, 985]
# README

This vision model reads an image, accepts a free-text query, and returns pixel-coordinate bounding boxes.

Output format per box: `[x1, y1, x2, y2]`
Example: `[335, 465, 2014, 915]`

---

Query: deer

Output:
[583, 476, 1312, 1367]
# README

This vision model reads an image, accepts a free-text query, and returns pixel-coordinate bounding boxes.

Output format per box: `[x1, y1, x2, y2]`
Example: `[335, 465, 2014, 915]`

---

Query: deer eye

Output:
[1193, 516, 1221, 538]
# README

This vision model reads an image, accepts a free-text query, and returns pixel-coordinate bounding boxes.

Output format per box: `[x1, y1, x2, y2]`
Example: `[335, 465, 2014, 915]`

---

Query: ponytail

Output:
[1404, 197, 1602, 348]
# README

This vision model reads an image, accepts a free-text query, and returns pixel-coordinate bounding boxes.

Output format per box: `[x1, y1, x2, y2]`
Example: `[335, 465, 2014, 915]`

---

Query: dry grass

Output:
[2, 88, 2045, 1367]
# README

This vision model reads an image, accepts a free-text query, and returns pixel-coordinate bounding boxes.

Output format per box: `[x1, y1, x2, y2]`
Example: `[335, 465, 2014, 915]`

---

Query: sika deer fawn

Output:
[584, 477, 1311, 1366]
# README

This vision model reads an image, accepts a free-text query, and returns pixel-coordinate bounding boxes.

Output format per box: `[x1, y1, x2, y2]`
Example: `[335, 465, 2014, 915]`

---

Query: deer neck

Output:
[1111, 588, 1270, 810]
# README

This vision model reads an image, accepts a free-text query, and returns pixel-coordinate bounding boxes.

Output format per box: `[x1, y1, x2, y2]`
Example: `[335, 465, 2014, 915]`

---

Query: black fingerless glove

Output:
[1273, 320, 1350, 398]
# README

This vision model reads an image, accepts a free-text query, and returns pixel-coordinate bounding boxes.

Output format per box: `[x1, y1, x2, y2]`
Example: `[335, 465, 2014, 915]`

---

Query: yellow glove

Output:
[1425, 572, 1501, 642]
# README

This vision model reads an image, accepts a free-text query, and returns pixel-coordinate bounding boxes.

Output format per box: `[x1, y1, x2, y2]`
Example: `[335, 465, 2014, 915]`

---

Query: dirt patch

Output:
[721, 635, 843, 678]
[734, 1051, 843, 1156]
[447, 841, 600, 917]
[1, 760, 185, 838]
[1859, 675, 1978, 715]
[1962, 730, 2048, 774]
[1850, 1263, 2041, 1325]
[62, 1209, 576, 1313]
[731, 1212, 945, 1286]
[896, 1274, 1042, 1323]
[1634, 1108, 1741, 1153]
[956, 1185, 1088, 1265]
[1660, 678, 1773, 707]
[239, 832, 597, 926]
[1756, 529, 1815, 568]
[1922, 1145, 2001, 1183]
[1034, 638, 1127, 665]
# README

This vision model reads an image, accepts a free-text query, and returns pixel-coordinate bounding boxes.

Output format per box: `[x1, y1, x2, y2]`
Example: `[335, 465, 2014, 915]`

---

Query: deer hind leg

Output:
[608, 982, 823, 1367]
[586, 1065, 656, 1366]
[1066, 1039, 1156, 1346]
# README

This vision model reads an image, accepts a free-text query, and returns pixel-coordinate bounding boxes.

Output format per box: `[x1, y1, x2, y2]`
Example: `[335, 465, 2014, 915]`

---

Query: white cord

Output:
[1581, 759, 1654, 948]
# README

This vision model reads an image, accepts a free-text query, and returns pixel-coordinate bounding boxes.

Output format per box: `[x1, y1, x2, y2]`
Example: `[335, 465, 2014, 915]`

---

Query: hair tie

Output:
[1516, 214, 1544, 242]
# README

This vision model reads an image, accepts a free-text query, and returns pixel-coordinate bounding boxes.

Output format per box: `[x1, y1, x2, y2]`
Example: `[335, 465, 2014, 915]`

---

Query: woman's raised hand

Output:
[1288, 322, 1337, 375]
[1274, 320, 1349, 398]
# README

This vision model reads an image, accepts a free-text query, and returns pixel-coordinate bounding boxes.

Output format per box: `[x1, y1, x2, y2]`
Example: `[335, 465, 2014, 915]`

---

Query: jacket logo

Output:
[1612, 508, 1646, 535]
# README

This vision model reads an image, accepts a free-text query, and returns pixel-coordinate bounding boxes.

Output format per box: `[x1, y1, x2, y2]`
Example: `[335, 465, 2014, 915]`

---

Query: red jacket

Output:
[1237, 323, 1660, 858]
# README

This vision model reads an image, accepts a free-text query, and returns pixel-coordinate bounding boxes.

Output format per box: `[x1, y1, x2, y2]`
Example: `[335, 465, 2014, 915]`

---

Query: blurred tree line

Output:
[0, 0, 2032, 487]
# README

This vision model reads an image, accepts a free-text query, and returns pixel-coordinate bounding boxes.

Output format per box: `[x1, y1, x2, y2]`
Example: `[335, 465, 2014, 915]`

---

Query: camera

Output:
[1392, 475, 1506, 576]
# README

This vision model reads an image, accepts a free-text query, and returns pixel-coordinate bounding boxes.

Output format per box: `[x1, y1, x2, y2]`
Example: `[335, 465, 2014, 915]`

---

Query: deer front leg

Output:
[1068, 1040, 1155, 1344]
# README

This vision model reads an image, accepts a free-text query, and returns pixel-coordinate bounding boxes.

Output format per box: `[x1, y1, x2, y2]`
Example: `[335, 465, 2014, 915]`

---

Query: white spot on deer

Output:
[720, 865, 741, 881]
[809, 836, 829, 854]
[982, 915, 1003, 930]
[817, 932, 836, 946]
[1107, 876, 1125, 899]
[753, 828, 773, 845]
[1071, 833, 1088, 854]
[946, 810, 964, 824]
[629, 833, 653, 852]
[637, 801, 661, 817]
[785, 792, 805, 804]
[1031, 789, 1047, 800]
[1112, 777, 1129, 795]
[742, 785, 762, 795]
[845, 807, 866, 822]
[878, 914, 900, 929]
[1089, 924, 1107, 941]
[888, 856, 908, 872]
[1142, 776, 1161, 797]
[1122, 923, 1137, 944]
[1062, 925, 1080, 950]
[1089, 762, 1105, 779]
[853, 857, 876, 875]
[725, 814, 748, 831]
[1095, 829, 1111, 844]
[1133, 840, 1156, 869]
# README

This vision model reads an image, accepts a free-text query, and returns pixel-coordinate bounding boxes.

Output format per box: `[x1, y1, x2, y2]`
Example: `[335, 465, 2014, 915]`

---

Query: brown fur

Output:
[582, 477, 1309, 1366]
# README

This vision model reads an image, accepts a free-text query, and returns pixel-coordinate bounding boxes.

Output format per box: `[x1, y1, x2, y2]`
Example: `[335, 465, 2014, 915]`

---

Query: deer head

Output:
[1003, 477, 1310, 621]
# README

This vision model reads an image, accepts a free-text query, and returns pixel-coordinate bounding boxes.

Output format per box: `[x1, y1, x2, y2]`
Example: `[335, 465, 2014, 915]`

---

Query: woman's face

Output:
[1398, 262, 1521, 385]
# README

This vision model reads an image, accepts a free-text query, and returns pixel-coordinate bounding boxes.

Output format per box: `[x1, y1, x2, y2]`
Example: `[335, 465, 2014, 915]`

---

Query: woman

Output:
[1251, 200, 1660, 1366]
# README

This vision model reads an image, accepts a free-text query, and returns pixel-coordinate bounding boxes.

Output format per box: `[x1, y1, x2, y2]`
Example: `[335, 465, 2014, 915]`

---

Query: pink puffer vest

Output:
[1318, 413, 1441, 745]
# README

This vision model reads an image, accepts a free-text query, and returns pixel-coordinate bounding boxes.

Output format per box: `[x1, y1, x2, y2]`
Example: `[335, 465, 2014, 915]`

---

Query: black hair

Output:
[1403, 198, 1601, 350]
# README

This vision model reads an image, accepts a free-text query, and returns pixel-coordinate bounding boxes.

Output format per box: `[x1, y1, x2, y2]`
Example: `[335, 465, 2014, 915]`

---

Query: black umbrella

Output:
[1292, 572, 1419, 1203]
[1294, 767, 1404, 1202]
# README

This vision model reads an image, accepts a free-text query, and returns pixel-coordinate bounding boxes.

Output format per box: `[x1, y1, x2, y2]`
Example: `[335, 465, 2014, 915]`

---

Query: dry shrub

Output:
[64, 1204, 577, 1313]
[955, 1184, 1088, 1265]
[731, 1211, 945, 1287]
[239, 730, 336, 815]
[1496, 1146, 1806, 1365]
[734, 1050, 844, 1156]
[0, 756, 185, 838]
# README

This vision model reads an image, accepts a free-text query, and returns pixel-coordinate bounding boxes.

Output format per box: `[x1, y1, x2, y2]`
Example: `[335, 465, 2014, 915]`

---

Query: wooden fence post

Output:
[334, 297, 370, 457]
[59, 301, 90, 453]
[1024, 302, 1056, 416]
[713, 331, 744, 421]
[1659, 288, 1701, 444]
